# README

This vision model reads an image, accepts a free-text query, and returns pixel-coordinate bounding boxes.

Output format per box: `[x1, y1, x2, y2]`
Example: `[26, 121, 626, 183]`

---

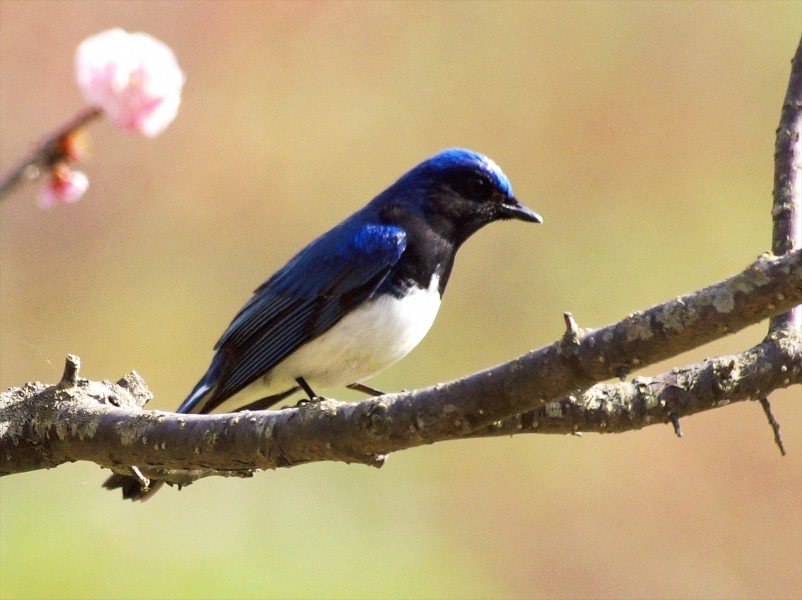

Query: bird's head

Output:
[389, 148, 542, 244]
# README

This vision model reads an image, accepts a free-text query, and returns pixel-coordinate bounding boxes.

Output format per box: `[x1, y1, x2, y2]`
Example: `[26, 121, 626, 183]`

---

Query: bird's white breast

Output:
[260, 274, 442, 396]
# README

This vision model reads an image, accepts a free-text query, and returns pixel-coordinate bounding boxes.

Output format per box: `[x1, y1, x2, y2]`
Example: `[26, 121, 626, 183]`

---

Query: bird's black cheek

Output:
[479, 203, 503, 222]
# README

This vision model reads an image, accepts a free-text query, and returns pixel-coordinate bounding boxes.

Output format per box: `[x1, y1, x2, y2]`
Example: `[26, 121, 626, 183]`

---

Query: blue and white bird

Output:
[105, 148, 541, 500]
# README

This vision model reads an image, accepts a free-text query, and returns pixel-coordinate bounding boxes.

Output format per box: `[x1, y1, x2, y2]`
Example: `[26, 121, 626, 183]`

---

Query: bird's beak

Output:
[501, 197, 543, 223]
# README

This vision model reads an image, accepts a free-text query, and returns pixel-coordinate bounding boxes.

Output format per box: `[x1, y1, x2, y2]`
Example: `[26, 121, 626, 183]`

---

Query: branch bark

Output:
[469, 327, 800, 438]
[771, 36, 802, 334]
[1, 248, 800, 482]
[1, 36, 800, 494]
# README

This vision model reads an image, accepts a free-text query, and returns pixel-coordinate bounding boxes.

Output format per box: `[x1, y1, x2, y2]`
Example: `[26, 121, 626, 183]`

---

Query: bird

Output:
[104, 148, 542, 500]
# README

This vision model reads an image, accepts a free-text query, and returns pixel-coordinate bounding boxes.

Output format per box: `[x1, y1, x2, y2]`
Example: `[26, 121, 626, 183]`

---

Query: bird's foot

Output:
[293, 395, 325, 408]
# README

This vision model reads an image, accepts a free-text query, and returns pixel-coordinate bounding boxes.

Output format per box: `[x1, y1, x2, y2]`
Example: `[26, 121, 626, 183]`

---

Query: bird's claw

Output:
[294, 395, 325, 408]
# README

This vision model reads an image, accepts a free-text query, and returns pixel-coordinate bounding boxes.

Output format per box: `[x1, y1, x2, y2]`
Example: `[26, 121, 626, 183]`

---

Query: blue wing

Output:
[178, 221, 407, 413]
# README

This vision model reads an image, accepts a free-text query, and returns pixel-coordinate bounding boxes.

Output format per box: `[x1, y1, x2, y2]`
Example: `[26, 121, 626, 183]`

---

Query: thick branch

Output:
[1, 250, 799, 481]
[469, 329, 800, 437]
[408, 250, 800, 436]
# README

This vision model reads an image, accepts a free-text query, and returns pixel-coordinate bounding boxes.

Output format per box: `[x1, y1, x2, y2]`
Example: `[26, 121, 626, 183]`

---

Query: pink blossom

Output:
[38, 167, 89, 208]
[75, 28, 184, 137]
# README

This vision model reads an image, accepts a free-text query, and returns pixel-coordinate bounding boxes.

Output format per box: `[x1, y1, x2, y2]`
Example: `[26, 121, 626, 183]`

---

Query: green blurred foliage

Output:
[1, 2, 800, 599]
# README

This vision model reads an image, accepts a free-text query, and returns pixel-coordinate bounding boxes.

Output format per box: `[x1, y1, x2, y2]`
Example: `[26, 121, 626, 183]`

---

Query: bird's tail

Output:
[102, 365, 220, 501]
[102, 353, 297, 501]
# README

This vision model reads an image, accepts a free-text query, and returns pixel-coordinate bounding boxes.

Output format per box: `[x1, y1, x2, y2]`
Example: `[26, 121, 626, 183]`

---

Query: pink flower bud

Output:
[38, 166, 89, 208]
[75, 28, 184, 137]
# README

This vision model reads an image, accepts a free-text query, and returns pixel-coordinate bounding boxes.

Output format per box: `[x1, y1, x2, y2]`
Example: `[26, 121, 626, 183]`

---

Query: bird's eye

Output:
[462, 175, 492, 200]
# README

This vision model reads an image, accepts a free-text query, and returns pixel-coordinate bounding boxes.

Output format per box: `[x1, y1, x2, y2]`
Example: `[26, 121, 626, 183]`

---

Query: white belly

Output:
[215, 275, 441, 410]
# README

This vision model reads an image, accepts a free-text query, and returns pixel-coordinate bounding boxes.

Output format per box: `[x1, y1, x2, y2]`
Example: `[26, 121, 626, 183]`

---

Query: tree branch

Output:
[2, 37, 800, 494]
[468, 328, 800, 438]
[1, 249, 799, 483]
[0, 107, 102, 199]
[771, 36, 802, 334]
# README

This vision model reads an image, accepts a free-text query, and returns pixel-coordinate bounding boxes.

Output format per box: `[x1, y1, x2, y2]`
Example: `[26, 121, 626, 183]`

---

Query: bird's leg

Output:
[295, 377, 319, 401]
[347, 382, 386, 397]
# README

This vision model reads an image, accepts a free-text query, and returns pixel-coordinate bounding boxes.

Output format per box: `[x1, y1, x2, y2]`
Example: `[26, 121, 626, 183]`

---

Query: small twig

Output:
[758, 397, 786, 456]
[668, 412, 683, 438]
[559, 311, 583, 358]
[0, 106, 103, 200]
[563, 312, 580, 337]
[58, 354, 81, 389]
[129, 465, 150, 488]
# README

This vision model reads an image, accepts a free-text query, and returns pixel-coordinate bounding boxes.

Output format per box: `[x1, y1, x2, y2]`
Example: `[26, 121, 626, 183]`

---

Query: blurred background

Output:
[1, 2, 800, 599]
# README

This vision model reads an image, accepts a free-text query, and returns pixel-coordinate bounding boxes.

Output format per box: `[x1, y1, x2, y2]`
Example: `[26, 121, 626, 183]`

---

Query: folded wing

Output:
[178, 221, 407, 413]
